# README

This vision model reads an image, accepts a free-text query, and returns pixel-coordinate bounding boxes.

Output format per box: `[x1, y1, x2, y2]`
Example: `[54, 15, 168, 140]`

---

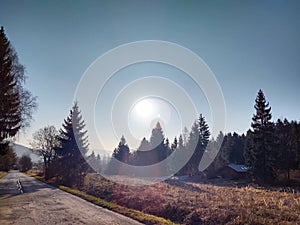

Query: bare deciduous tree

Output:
[30, 125, 59, 179]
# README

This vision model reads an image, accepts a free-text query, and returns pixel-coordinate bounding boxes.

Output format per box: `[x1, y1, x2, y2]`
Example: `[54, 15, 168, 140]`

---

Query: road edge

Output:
[31, 174, 177, 225]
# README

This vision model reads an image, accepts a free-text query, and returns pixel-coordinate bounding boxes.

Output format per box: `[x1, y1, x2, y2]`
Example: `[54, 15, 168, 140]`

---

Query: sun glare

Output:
[134, 99, 153, 117]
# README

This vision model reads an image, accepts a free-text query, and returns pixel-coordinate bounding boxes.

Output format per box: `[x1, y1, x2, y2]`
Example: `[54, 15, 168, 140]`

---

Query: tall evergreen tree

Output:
[0, 26, 21, 142]
[245, 89, 275, 183]
[133, 122, 168, 169]
[0, 26, 36, 144]
[55, 102, 89, 187]
[171, 137, 178, 152]
[105, 136, 131, 175]
[185, 114, 210, 175]
[178, 134, 184, 150]
[112, 135, 130, 163]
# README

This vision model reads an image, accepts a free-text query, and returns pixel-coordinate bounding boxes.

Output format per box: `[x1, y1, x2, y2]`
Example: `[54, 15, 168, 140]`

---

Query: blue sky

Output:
[1, 0, 299, 153]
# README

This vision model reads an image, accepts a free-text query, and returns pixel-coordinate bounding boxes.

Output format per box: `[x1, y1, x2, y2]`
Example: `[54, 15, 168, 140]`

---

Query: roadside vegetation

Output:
[0, 171, 7, 179]
[80, 173, 300, 225]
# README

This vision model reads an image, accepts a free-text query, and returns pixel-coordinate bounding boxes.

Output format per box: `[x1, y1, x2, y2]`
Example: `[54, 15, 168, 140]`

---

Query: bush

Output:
[19, 154, 32, 172]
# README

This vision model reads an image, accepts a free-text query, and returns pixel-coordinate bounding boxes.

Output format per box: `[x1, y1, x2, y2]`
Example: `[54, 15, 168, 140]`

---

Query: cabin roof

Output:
[227, 163, 248, 173]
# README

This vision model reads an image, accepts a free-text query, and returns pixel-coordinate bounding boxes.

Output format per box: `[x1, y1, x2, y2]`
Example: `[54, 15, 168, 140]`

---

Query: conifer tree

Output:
[184, 114, 210, 175]
[105, 136, 131, 175]
[55, 102, 89, 187]
[245, 89, 275, 183]
[0, 26, 36, 144]
[112, 135, 130, 163]
[0, 27, 21, 142]
[134, 122, 168, 166]
[275, 119, 298, 185]
[171, 137, 178, 152]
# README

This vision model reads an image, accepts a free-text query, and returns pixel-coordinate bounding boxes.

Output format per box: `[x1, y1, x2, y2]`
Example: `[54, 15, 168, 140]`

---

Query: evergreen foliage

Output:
[55, 102, 89, 187]
[0, 142, 17, 171]
[245, 89, 275, 183]
[0, 26, 36, 142]
[182, 114, 210, 175]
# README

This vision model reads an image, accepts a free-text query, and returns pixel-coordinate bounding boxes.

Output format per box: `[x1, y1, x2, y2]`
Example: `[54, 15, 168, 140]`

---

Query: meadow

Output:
[82, 173, 300, 225]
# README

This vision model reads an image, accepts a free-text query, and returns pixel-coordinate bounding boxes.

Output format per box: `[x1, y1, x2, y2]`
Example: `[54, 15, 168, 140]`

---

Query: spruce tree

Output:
[106, 136, 131, 175]
[112, 135, 130, 163]
[0, 26, 21, 142]
[146, 122, 167, 164]
[134, 122, 168, 167]
[185, 114, 210, 175]
[246, 89, 275, 183]
[55, 102, 89, 187]
[0, 26, 36, 144]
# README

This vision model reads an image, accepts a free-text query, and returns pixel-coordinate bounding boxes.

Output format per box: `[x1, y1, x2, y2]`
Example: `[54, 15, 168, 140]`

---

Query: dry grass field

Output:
[82, 174, 300, 225]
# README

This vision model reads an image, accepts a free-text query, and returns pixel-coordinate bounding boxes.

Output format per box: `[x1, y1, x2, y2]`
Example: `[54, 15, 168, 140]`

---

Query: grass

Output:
[59, 186, 176, 225]
[0, 171, 8, 179]
[83, 173, 300, 224]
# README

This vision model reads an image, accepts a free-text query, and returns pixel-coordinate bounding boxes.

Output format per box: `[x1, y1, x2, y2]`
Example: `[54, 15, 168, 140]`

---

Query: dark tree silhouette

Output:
[55, 102, 89, 187]
[135, 122, 168, 166]
[19, 154, 32, 172]
[112, 135, 130, 163]
[105, 136, 131, 175]
[0, 26, 37, 143]
[221, 132, 245, 164]
[275, 119, 298, 185]
[245, 89, 275, 183]
[184, 114, 210, 175]
[0, 143, 17, 171]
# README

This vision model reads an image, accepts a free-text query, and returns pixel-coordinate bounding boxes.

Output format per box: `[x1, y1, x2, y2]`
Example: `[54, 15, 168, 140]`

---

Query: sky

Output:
[1, 0, 300, 154]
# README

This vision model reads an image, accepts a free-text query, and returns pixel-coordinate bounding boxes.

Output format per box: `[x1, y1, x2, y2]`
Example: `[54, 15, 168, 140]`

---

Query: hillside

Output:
[11, 143, 41, 163]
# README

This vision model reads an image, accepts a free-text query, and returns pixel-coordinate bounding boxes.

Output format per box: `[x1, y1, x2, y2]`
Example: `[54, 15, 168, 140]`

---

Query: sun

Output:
[133, 99, 153, 118]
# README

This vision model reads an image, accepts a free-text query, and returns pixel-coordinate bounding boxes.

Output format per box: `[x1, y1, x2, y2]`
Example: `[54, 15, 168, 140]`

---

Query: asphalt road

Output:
[0, 171, 143, 225]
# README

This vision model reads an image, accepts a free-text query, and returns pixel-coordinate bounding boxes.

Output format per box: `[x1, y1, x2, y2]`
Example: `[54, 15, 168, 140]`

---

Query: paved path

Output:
[0, 171, 143, 225]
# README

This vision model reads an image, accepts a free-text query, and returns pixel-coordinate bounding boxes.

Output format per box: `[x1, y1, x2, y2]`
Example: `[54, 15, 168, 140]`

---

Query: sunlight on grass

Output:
[0, 171, 8, 179]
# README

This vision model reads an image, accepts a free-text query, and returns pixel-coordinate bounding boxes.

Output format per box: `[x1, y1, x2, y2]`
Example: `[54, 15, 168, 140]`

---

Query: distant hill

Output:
[11, 143, 41, 163]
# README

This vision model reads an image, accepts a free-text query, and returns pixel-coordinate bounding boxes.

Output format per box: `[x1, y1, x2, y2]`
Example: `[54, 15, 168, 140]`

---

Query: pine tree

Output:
[185, 114, 210, 175]
[112, 135, 130, 163]
[178, 135, 184, 150]
[134, 122, 168, 167]
[55, 102, 89, 187]
[0, 26, 21, 142]
[106, 136, 131, 175]
[150, 122, 165, 149]
[0, 26, 36, 143]
[246, 89, 275, 183]
[171, 137, 178, 152]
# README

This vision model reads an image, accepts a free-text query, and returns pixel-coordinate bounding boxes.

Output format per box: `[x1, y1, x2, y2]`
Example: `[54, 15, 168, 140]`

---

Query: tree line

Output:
[1, 26, 300, 186]
[105, 114, 210, 177]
